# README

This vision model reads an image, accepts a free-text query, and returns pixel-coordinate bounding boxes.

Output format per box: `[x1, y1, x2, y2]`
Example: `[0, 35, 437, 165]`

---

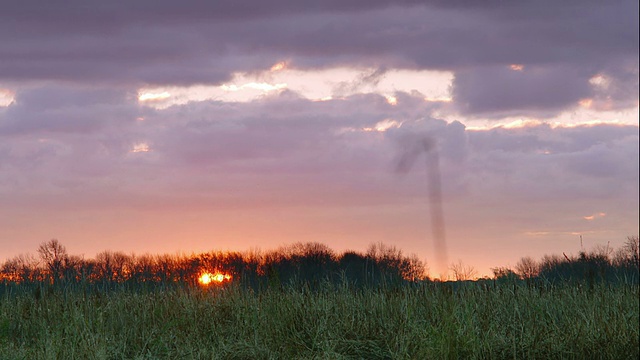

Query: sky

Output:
[0, 0, 638, 278]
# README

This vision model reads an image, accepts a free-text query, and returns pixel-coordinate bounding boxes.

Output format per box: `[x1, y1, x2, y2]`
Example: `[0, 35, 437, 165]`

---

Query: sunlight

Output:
[135, 67, 452, 108]
[359, 119, 402, 133]
[589, 74, 609, 87]
[131, 143, 150, 153]
[583, 212, 606, 221]
[0, 88, 15, 107]
[270, 61, 288, 72]
[424, 96, 452, 102]
[198, 271, 231, 285]
[385, 95, 398, 105]
[199, 273, 212, 285]
[509, 64, 525, 71]
[464, 110, 638, 131]
[578, 98, 593, 108]
[138, 91, 170, 101]
[500, 119, 542, 129]
[238, 82, 287, 92]
[220, 82, 287, 92]
[373, 119, 402, 132]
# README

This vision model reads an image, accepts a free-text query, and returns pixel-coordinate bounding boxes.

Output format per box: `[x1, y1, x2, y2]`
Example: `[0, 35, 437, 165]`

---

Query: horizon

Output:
[1, 1, 638, 279]
[2, 235, 635, 281]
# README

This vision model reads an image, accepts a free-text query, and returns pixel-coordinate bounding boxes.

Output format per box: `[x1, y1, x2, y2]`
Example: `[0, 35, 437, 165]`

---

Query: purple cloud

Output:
[0, 1, 637, 274]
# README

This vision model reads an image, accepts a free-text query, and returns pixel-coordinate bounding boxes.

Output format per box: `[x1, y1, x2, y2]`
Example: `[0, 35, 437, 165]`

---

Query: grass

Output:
[0, 282, 638, 359]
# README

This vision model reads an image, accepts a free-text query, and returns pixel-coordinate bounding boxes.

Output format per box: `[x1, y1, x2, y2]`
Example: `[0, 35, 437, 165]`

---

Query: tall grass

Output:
[1, 282, 638, 359]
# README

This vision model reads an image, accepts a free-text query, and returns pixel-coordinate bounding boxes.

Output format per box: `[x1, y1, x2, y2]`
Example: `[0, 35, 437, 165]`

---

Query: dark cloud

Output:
[589, 59, 640, 111]
[149, 92, 422, 169]
[451, 66, 591, 117]
[1, 2, 636, 89]
[0, 86, 140, 135]
[465, 124, 639, 201]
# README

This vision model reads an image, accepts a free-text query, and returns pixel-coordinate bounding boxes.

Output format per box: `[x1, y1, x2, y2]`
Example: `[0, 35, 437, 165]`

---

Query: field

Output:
[1, 281, 638, 359]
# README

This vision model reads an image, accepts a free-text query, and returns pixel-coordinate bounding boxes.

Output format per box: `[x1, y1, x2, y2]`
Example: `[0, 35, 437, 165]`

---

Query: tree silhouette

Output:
[37, 239, 68, 285]
[515, 256, 539, 280]
[450, 259, 477, 281]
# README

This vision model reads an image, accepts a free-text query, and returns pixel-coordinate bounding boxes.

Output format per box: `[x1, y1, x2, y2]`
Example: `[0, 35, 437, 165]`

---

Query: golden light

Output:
[199, 273, 212, 285]
[509, 64, 525, 71]
[583, 212, 606, 221]
[362, 119, 402, 132]
[0, 88, 15, 107]
[578, 98, 593, 108]
[423, 96, 452, 102]
[198, 272, 231, 285]
[385, 95, 398, 106]
[242, 82, 287, 91]
[138, 91, 170, 101]
[131, 143, 150, 153]
[270, 61, 287, 72]
[589, 74, 608, 87]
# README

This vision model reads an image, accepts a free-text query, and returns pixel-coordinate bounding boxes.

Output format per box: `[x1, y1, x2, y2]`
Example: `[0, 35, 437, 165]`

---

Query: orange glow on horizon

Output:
[198, 271, 232, 285]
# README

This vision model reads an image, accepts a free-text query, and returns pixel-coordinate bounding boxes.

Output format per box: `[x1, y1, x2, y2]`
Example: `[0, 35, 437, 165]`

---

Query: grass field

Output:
[1, 281, 638, 359]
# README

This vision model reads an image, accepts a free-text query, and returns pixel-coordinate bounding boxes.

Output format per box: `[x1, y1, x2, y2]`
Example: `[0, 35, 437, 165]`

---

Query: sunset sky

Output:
[0, 0, 638, 277]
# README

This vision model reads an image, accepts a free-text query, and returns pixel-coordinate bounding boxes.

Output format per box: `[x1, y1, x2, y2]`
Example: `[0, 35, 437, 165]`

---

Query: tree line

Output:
[491, 236, 639, 286]
[0, 240, 427, 292]
[1, 236, 638, 293]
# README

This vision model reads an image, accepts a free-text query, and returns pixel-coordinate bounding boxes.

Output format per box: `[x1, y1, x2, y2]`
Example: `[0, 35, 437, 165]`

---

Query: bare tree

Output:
[62, 254, 84, 283]
[96, 251, 133, 283]
[515, 256, 539, 280]
[492, 266, 518, 280]
[1, 253, 38, 283]
[400, 254, 428, 282]
[37, 239, 68, 284]
[450, 260, 477, 281]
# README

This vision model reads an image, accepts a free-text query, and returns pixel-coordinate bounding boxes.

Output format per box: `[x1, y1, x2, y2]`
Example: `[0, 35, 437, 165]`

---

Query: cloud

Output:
[0, 87, 636, 275]
[464, 123, 639, 202]
[332, 67, 388, 97]
[1, 1, 635, 118]
[0, 85, 141, 135]
[584, 212, 606, 221]
[451, 65, 591, 118]
[148, 91, 424, 171]
[2, 87, 635, 209]
[0, 0, 637, 271]
[588, 60, 640, 111]
[1, 2, 635, 81]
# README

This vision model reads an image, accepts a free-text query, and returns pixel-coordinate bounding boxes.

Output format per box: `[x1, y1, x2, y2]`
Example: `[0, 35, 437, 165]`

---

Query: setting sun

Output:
[198, 272, 232, 285]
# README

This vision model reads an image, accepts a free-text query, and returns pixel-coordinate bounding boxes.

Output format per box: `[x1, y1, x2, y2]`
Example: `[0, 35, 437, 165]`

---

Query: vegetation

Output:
[0, 240, 427, 293]
[0, 237, 638, 359]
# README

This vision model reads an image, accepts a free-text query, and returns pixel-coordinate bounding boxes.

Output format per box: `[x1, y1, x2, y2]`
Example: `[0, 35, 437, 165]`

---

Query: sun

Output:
[198, 272, 232, 285]
[199, 273, 213, 285]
